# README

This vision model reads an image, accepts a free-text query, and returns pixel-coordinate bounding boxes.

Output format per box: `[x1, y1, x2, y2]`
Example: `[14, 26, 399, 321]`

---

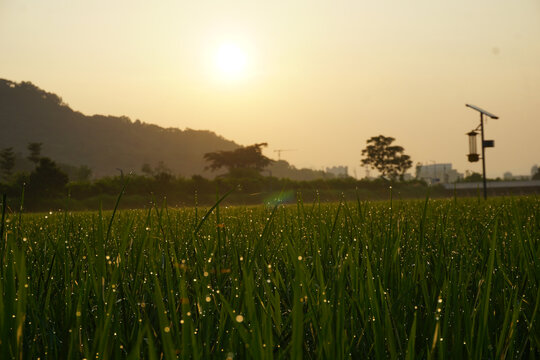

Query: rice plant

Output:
[0, 194, 538, 358]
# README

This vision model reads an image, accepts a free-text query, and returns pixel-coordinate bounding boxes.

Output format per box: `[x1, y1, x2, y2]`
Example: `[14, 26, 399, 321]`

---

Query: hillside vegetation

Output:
[1, 79, 340, 181]
[0, 79, 239, 177]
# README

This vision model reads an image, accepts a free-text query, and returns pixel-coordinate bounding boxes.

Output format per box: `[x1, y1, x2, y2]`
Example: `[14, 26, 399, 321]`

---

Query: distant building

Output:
[326, 166, 349, 178]
[503, 172, 531, 181]
[416, 163, 462, 184]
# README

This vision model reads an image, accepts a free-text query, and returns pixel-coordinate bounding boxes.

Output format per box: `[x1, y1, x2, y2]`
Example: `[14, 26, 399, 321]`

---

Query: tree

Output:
[463, 171, 483, 182]
[153, 161, 174, 183]
[532, 165, 539, 180]
[0, 147, 16, 181]
[361, 135, 412, 180]
[141, 161, 173, 182]
[204, 143, 273, 176]
[141, 163, 154, 177]
[27, 142, 42, 165]
[28, 157, 68, 196]
[74, 165, 92, 181]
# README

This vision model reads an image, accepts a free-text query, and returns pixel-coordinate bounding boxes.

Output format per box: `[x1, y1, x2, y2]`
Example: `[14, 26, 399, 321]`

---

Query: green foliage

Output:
[361, 135, 413, 180]
[204, 143, 273, 175]
[0, 196, 538, 358]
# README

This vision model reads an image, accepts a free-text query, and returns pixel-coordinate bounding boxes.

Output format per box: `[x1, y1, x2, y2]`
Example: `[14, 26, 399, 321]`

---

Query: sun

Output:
[215, 43, 248, 79]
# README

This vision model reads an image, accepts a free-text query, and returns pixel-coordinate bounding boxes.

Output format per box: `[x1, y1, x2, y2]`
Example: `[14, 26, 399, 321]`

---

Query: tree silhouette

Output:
[74, 165, 92, 181]
[0, 79, 242, 178]
[361, 135, 412, 180]
[141, 163, 154, 177]
[0, 147, 16, 181]
[27, 142, 43, 165]
[28, 157, 68, 196]
[204, 143, 272, 176]
[463, 172, 483, 182]
[153, 161, 174, 183]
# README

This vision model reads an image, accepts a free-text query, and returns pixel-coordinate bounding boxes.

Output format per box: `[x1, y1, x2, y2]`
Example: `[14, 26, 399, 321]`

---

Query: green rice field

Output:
[0, 194, 538, 359]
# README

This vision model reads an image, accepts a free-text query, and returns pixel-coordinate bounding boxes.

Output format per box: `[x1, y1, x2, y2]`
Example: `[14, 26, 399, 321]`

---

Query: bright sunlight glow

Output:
[215, 43, 248, 79]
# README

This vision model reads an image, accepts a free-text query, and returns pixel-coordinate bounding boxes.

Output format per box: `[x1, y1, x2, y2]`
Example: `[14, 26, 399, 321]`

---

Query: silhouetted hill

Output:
[0, 79, 239, 177]
[1, 79, 339, 180]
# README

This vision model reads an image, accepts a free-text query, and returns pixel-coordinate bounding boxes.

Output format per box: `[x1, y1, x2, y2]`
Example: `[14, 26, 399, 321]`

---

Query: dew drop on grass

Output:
[235, 315, 244, 323]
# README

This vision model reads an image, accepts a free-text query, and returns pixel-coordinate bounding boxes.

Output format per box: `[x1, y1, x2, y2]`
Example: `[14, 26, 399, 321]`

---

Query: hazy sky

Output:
[2, 0, 539, 178]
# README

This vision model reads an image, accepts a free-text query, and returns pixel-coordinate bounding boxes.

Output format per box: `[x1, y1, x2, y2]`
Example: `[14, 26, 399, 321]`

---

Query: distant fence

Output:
[443, 180, 540, 196]
[443, 180, 540, 190]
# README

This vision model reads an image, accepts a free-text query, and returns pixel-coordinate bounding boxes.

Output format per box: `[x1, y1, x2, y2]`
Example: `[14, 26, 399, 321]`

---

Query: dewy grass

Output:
[0, 195, 538, 358]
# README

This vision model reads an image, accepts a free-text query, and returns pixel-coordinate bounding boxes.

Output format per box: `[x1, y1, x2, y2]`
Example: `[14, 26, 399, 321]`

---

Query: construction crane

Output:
[273, 149, 297, 161]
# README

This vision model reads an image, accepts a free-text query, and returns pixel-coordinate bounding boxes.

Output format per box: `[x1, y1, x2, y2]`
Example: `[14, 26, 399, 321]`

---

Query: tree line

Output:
[1, 143, 70, 198]
[202, 136, 413, 181]
[0, 135, 428, 211]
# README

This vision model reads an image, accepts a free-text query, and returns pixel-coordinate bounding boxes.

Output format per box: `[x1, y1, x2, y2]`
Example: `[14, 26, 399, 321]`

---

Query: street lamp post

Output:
[465, 104, 498, 200]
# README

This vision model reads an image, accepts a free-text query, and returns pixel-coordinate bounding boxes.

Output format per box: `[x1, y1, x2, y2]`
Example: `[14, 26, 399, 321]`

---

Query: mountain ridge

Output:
[1, 79, 338, 181]
[0, 79, 240, 177]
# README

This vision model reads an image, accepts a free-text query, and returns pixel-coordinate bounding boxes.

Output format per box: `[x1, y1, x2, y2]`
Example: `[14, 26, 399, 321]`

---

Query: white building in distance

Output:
[416, 163, 462, 184]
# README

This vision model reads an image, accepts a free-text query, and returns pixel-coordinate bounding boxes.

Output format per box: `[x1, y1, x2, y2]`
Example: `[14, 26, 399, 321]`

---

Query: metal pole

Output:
[480, 113, 487, 199]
